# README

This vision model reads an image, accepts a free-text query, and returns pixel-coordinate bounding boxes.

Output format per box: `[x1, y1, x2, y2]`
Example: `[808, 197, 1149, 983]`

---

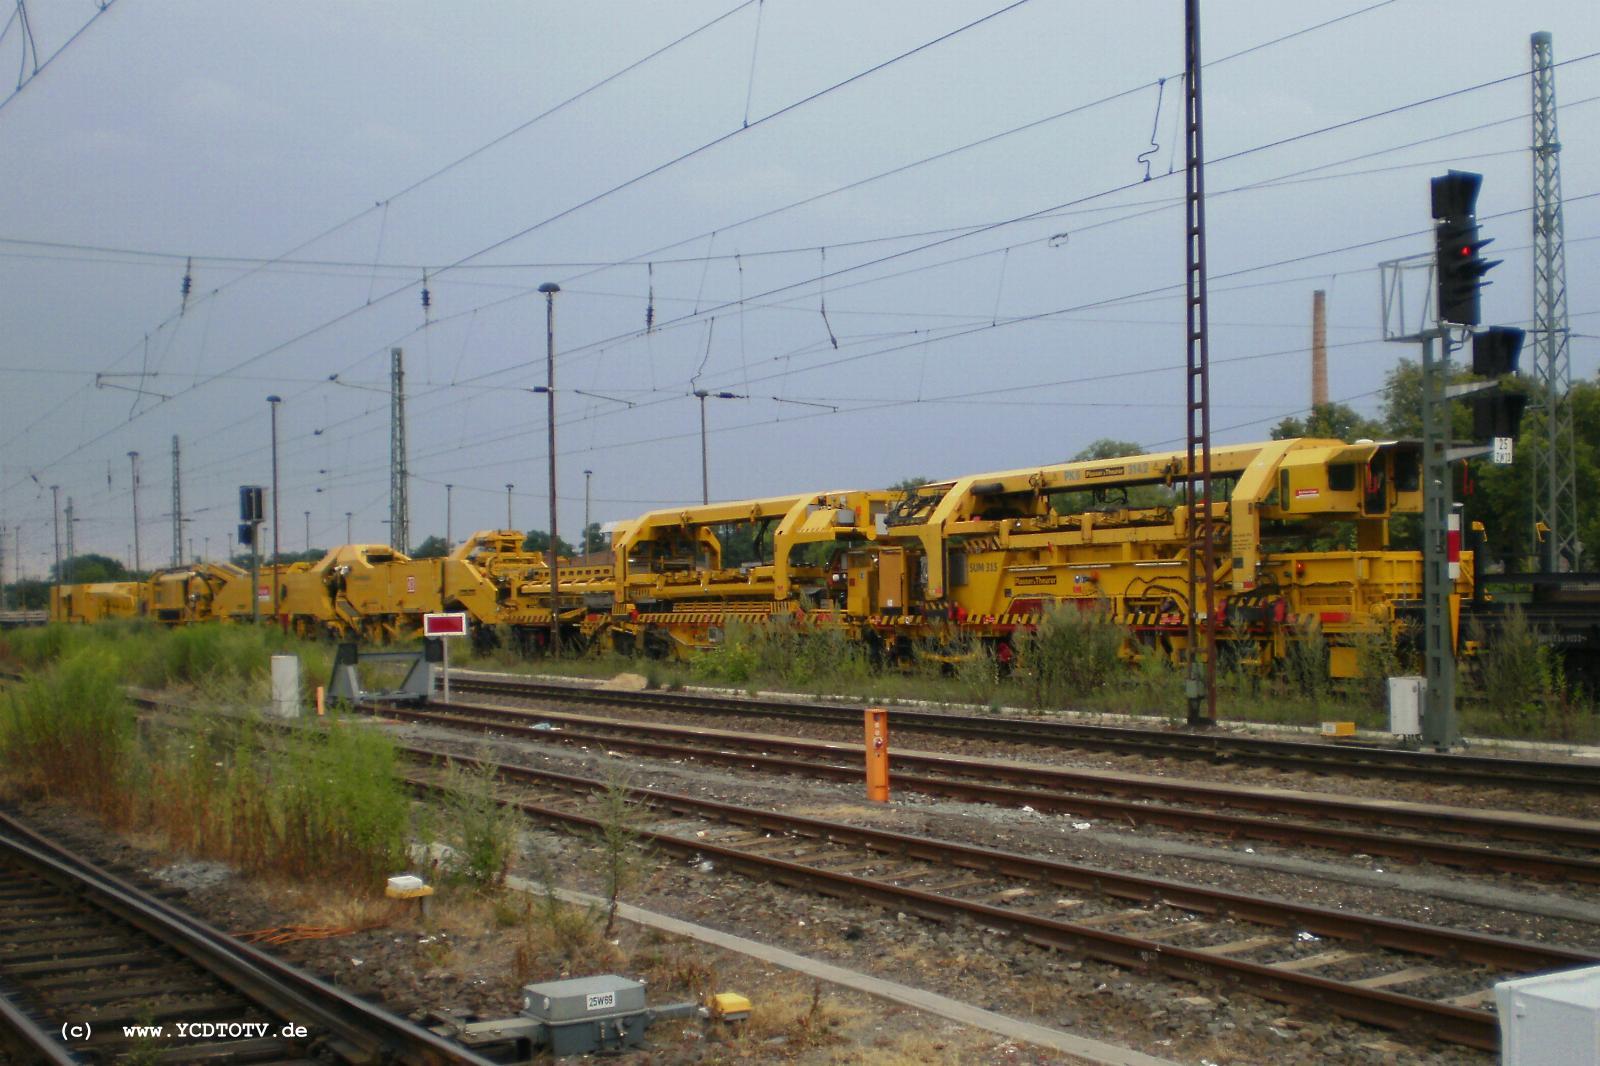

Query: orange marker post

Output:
[864, 707, 889, 802]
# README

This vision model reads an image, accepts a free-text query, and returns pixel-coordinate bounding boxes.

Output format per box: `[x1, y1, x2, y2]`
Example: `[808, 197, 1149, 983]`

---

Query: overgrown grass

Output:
[1014, 604, 1125, 710]
[130, 707, 409, 885]
[0, 625, 409, 889]
[509, 611, 1598, 740]
[0, 621, 334, 703]
[1464, 607, 1594, 742]
[0, 650, 134, 817]
[691, 618, 872, 694]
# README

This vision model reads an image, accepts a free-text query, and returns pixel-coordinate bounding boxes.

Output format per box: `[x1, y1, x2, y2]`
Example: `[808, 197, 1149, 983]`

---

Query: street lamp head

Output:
[266, 394, 282, 404]
[694, 389, 709, 399]
[538, 282, 561, 294]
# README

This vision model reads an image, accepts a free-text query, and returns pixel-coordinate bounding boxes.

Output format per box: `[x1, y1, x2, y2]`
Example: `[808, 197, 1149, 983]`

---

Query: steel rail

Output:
[445, 675, 1600, 792]
[0, 811, 493, 1066]
[387, 701, 1600, 883]
[417, 697, 1600, 850]
[0, 987, 79, 1066]
[107, 685, 1573, 1052]
[405, 747, 1592, 1052]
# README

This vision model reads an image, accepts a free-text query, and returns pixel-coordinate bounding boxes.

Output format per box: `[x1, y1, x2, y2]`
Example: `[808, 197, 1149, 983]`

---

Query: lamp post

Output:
[445, 483, 454, 551]
[345, 512, 353, 544]
[505, 484, 514, 530]
[49, 485, 60, 585]
[304, 510, 311, 554]
[539, 281, 561, 654]
[583, 469, 593, 557]
[267, 395, 283, 629]
[693, 390, 745, 504]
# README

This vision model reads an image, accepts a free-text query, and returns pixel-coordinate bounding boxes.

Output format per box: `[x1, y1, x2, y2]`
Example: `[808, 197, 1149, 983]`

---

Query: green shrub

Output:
[1280, 618, 1330, 706]
[1127, 645, 1183, 716]
[1470, 607, 1564, 737]
[690, 625, 758, 684]
[1350, 627, 1409, 723]
[435, 755, 520, 890]
[1014, 603, 1126, 709]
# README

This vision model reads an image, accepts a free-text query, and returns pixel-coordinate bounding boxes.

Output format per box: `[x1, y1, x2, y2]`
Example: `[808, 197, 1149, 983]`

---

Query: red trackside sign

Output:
[423, 612, 468, 638]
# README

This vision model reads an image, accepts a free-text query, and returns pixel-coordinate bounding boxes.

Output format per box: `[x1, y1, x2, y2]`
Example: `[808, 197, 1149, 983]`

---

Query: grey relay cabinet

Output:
[457, 974, 748, 1057]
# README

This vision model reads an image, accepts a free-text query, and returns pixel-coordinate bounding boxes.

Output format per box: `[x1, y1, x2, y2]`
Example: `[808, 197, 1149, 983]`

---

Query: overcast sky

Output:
[1, 0, 1596, 577]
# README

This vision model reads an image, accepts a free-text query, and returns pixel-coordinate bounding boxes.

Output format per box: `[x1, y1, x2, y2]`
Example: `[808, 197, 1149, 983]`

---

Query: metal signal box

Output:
[522, 975, 651, 1055]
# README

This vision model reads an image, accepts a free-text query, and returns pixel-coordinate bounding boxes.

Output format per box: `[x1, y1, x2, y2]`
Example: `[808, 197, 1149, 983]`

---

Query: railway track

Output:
[386, 697, 1600, 884]
[396, 742, 1599, 1053]
[0, 810, 491, 1066]
[443, 673, 1600, 792]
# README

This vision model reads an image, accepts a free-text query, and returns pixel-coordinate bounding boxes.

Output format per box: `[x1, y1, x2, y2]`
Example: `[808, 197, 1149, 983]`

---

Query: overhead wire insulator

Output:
[180, 256, 193, 313]
[819, 246, 838, 350]
[421, 272, 432, 319]
[645, 262, 655, 332]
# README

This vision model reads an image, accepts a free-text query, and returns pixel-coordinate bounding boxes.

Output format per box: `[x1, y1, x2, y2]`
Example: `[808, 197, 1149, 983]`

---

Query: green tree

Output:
[1379, 358, 1473, 439]
[55, 554, 129, 583]
[1072, 439, 1144, 461]
[1271, 402, 1383, 442]
[576, 522, 604, 557]
[1377, 357, 1600, 571]
[412, 535, 449, 559]
[521, 529, 575, 557]
[1466, 378, 1600, 570]
[6, 579, 50, 609]
[1052, 439, 1175, 513]
[889, 476, 930, 494]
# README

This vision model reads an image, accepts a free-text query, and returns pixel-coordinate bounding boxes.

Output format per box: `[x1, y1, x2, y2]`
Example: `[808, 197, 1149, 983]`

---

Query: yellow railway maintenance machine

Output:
[848, 438, 1465, 674]
[592, 490, 896, 658]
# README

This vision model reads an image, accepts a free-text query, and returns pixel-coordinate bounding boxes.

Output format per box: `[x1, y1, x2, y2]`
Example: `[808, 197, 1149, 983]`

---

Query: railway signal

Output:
[1431, 170, 1500, 326]
[1466, 326, 1527, 465]
[1381, 170, 1523, 751]
[239, 484, 265, 624]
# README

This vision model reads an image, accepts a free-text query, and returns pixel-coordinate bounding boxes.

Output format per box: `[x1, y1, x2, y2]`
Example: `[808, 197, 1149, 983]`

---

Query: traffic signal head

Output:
[1435, 220, 1498, 326]
[1431, 170, 1499, 327]
[237, 523, 254, 548]
[1472, 392, 1527, 441]
[239, 485, 264, 522]
[1471, 326, 1525, 377]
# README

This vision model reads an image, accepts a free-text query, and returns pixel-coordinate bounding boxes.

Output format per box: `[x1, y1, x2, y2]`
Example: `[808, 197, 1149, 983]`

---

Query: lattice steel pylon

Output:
[1530, 31, 1578, 571]
[389, 347, 410, 554]
[170, 435, 182, 567]
[1182, 0, 1217, 725]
